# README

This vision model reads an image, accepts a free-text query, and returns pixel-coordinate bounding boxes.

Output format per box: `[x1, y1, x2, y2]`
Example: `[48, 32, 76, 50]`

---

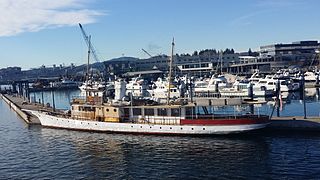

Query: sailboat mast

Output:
[219, 50, 223, 74]
[167, 38, 175, 105]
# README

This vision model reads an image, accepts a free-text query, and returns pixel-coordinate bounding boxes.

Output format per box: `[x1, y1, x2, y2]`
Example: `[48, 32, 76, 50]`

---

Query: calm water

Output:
[1, 90, 320, 179]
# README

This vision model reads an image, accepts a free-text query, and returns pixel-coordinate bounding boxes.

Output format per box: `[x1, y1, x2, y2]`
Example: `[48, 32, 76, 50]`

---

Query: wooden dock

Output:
[0, 93, 60, 125]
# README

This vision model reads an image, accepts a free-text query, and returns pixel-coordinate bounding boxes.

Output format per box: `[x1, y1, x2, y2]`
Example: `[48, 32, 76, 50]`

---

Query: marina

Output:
[1, 1, 320, 178]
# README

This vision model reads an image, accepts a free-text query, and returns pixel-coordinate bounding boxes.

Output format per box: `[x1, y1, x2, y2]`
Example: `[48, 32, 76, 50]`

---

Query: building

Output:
[226, 56, 270, 75]
[259, 41, 320, 70]
[135, 51, 239, 76]
[103, 57, 138, 76]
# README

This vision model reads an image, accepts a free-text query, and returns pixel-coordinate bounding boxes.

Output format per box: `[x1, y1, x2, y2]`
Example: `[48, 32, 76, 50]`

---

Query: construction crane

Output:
[79, 23, 106, 79]
[141, 48, 152, 58]
[79, 23, 101, 64]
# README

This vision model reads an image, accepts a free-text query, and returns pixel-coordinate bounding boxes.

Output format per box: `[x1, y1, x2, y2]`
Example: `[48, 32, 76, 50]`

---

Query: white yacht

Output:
[251, 75, 293, 92]
[125, 77, 148, 97]
[194, 75, 231, 93]
[147, 77, 181, 102]
[219, 80, 274, 97]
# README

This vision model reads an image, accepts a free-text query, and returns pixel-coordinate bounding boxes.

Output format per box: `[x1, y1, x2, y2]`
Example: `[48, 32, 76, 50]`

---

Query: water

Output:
[1, 90, 320, 179]
[29, 90, 80, 110]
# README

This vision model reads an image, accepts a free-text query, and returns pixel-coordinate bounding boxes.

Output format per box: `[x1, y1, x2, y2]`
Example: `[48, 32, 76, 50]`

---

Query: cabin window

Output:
[124, 108, 130, 116]
[114, 109, 117, 112]
[145, 108, 154, 116]
[106, 108, 109, 112]
[157, 108, 167, 116]
[171, 108, 180, 116]
[133, 108, 141, 115]
[185, 107, 195, 116]
[83, 106, 95, 112]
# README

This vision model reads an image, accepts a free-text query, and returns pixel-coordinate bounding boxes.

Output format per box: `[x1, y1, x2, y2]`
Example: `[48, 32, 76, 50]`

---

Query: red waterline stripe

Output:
[180, 117, 269, 125]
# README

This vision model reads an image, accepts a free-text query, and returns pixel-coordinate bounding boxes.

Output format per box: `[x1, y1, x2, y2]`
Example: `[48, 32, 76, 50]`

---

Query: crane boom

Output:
[79, 23, 100, 63]
[141, 48, 152, 57]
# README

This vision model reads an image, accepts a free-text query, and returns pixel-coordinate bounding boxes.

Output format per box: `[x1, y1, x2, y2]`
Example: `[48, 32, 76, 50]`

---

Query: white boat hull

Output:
[30, 111, 268, 135]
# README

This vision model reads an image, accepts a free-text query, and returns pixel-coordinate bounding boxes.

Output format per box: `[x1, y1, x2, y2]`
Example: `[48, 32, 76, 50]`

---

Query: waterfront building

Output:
[226, 56, 271, 75]
[103, 57, 138, 76]
[259, 41, 320, 70]
[135, 51, 239, 76]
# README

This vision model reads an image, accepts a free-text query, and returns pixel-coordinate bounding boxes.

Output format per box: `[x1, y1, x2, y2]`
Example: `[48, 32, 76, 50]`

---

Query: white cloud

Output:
[229, 10, 270, 27]
[0, 0, 104, 36]
[229, 0, 306, 27]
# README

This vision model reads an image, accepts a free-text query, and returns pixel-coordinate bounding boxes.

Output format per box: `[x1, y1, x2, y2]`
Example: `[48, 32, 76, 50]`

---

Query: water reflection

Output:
[36, 127, 270, 179]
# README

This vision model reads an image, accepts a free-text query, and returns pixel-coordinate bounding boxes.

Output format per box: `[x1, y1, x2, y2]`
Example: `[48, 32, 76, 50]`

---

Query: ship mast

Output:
[86, 36, 91, 100]
[167, 38, 175, 105]
[86, 36, 91, 83]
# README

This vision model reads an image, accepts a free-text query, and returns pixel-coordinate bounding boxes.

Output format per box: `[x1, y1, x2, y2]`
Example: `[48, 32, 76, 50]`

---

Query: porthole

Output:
[150, 127, 152, 129]
[160, 127, 162, 129]
[180, 128, 183, 130]
[191, 128, 194, 130]
[95, 123, 97, 125]
[81, 122, 82, 124]
[114, 109, 117, 112]
[170, 127, 172, 129]
[203, 128, 205, 130]
[106, 109, 109, 112]
[140, 126, 142, 128]
[131, 126, 133, 128]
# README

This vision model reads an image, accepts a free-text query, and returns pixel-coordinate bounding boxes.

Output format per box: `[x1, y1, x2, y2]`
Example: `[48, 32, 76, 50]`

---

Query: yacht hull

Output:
[30, 111, 269, 135]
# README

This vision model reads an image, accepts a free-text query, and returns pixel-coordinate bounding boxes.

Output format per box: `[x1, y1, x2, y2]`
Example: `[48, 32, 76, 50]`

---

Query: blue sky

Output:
[0, 0, 319, 69]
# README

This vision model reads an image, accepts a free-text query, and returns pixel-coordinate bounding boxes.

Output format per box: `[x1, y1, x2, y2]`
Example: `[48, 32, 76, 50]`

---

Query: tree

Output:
[193, 51, 198, 56]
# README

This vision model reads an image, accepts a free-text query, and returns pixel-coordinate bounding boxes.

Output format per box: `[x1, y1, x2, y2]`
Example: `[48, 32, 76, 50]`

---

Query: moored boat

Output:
[29, 103, 269, 135]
